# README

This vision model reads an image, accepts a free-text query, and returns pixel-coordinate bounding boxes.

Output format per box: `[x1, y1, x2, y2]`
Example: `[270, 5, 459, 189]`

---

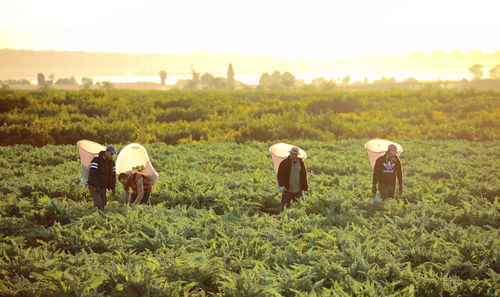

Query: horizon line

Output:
[3, 47, 500, 61]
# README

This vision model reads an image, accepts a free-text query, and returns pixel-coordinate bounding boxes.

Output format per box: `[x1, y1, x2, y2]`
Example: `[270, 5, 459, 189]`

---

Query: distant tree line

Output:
[174, 63, 243, 90]
[1, 79, 31, 88]
[31, 73, 114, 89]
[255, 64, 500, 91]
[4, 63, 500, 91]
[469, 64, 500, 80]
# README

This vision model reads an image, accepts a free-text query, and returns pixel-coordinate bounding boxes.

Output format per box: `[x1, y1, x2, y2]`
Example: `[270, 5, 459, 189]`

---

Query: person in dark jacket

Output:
[87, 145, 116, 209]
[372, 144, 403, 200]
[277, 146, 309, 211]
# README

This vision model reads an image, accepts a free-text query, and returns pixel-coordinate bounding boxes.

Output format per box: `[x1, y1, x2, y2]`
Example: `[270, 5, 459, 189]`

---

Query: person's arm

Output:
[301, 160, 308, 192]
[372, 160, 379, 194]
[111, 162, 116, 194]
[132, 176, 144, 206]
[88, 157, 99, 187]
[397, 160, 403, 194]
[123, 190, 129, 204]
[277, 160, 288, 191]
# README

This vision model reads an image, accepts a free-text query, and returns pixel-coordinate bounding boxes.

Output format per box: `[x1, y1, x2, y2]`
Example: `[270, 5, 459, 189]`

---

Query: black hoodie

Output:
[373, 152, 402, 189]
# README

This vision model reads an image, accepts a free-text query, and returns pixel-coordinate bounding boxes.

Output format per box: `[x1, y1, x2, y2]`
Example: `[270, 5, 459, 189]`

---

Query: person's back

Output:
[87, 146, 117, 209]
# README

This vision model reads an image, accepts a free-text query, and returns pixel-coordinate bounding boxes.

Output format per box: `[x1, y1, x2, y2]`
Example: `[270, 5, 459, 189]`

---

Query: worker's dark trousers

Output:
[88, 185, 107, 209]
[280, 191, 303, 211]
[378, 183, 395, 200]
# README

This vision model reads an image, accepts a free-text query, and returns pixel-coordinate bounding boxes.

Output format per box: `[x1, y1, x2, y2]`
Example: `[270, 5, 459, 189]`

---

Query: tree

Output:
[468, 64, 484, 80]
[200, 73, 215, 89]
[309, 77, 336, 90]
[227, 63, 235, 89]
[281, 72, 296, 90]
[341, 75, 351, 85]
[489, 64, 500, 79]
[212, 77, 228, 89]
[185, 65, 200, 90]
[373, 76, 396, 84]
[81, 77, 93, 89]
[404, 77, 417, 82]
[55, 77, 77, 85]
[159, 70, 167, 86]
[37, 73, 45, 86]
[47, 74, 55, 86]
[270, 71, 283, 89]
[258, 73, 272, 89]
[101, 81, 114, 89]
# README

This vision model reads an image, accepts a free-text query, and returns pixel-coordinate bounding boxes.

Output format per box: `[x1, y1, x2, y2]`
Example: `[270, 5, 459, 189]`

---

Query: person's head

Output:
[118, 173, 130, 185]
[289, 147, 301, 162]
[105, 145, 117, 160]
[387, 144, 397, 158]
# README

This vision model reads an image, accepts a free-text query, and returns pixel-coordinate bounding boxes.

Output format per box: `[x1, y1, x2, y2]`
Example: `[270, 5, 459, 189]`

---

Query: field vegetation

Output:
[1, 89, 499, 296]
[0, 141, 499, 296]
[1, 89, 500, 146]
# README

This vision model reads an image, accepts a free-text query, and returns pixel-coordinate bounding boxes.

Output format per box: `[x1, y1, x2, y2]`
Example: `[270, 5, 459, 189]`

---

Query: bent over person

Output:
[372, 144, 403, 200]
[87, 146, 116, 209]
[118, 172, 153, 206]
[277, 147, 309, 211]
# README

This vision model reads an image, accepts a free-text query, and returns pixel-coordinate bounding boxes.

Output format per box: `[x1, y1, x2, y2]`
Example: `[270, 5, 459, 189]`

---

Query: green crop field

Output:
[1, 89, 500, 296]
[1, 140, 499, 296]
[2, 88, 500, 146]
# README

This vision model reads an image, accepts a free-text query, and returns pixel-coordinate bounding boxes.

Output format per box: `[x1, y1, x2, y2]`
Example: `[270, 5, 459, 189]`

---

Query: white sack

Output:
[116, 143, 159, 184]
[77, 139, 106, 184]
[269, 143, 307, 187]
[364, 139, 403, 170]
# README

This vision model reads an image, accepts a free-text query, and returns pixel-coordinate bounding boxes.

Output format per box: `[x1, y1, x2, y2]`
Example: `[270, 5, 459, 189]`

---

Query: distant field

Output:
[0, 141, 499, 296]
[1, 88, 500, 146]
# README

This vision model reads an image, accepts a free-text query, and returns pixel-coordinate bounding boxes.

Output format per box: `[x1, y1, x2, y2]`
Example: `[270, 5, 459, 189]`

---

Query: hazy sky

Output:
[1, 0, 499, 59]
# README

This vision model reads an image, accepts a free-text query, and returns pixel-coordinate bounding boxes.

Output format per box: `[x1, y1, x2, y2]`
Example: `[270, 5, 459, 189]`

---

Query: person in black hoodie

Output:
[87, 145, 116, 209]
[372, 144, 403, 200]
[277, 147, 309, 211]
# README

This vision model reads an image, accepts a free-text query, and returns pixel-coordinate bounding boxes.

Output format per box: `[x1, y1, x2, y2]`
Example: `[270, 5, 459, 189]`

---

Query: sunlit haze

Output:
[1, 0, 499, 60]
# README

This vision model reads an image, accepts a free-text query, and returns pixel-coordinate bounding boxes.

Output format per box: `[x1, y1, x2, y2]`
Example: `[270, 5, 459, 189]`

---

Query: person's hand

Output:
[372, 185, 377, 195]
[279, 186, 285, 192]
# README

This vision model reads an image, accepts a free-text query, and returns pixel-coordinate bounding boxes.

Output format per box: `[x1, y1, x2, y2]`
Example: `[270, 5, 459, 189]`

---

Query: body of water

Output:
[27, 68, 472, 86]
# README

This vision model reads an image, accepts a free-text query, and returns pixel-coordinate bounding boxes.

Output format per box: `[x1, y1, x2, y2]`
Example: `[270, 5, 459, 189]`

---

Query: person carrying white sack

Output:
[372, 144, 403, 200]
[87, 145, 117, 210]
[277, 147, 309, 211]
[118, 172, 154, 206]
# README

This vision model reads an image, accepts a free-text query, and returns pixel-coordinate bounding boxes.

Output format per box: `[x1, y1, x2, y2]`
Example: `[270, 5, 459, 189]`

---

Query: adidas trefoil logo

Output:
[383, 160, 395, 170]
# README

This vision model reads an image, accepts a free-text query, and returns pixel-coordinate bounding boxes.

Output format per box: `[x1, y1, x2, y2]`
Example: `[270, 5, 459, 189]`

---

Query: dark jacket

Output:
[373, 152, 402, 189]
[87, 151, 116, 191]
[277, 156, 308, 192]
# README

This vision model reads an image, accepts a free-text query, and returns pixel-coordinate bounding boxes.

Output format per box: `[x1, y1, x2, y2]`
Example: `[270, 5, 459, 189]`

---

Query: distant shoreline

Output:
[2, 48, 499, 84]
